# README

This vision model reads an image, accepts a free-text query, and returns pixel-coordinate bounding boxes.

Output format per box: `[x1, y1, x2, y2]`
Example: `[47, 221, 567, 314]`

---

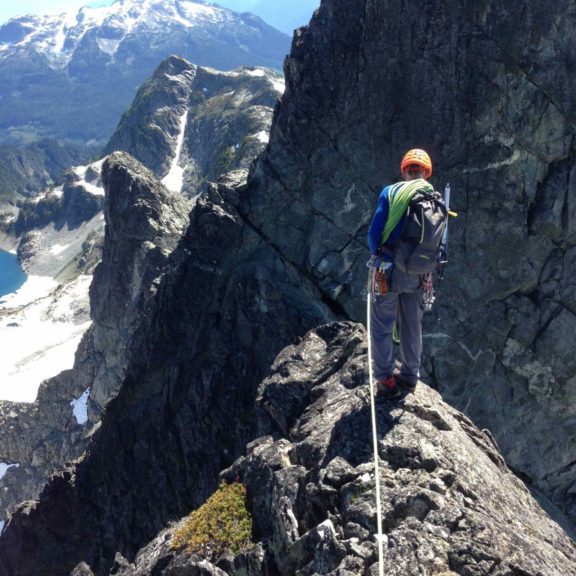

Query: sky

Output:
[0, 0, 114, 24]
[0, 0, 320, 29]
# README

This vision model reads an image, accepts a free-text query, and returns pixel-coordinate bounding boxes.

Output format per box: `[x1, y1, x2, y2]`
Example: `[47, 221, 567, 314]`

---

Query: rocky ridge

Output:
[0, 58, 280, 525]
[0, 145, 574, 575]
[107, 322, 576, 576]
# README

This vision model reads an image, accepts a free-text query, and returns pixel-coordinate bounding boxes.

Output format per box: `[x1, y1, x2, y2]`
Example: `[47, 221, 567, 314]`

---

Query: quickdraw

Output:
[422, 272, 435, 312]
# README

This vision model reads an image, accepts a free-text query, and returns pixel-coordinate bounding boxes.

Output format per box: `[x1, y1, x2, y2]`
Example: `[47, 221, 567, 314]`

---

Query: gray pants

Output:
[370, 269, 423, 384]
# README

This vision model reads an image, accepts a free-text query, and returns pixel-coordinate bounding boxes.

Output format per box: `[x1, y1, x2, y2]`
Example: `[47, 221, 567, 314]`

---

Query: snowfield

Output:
[0, 203, 102, 403]
[0, 275, 92, 402]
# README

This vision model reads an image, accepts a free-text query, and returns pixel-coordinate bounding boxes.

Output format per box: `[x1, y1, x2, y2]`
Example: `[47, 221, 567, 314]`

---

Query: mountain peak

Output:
[0, 0, 236, 67]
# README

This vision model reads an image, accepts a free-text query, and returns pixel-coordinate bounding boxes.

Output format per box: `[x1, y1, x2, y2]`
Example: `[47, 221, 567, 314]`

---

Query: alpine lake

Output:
[0, 249, 26, 299]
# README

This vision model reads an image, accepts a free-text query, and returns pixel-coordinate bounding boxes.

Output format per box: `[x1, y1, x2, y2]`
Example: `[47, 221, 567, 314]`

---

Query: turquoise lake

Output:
[0, 249, 26, 298]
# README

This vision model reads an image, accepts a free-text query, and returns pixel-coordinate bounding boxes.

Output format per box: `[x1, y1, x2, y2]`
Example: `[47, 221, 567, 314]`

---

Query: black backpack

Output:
[393, 188, 447, 275]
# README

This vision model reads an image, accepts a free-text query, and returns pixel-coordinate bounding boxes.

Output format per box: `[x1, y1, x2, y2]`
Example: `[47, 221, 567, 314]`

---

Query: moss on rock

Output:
[171, 481, 253, 561]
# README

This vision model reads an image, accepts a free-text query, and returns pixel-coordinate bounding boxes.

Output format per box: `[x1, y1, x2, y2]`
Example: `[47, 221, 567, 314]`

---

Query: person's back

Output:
[367, 149, 436, 398]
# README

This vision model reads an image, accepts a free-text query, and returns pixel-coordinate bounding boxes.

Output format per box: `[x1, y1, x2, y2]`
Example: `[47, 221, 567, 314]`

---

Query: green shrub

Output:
[171, 481, 253, 561]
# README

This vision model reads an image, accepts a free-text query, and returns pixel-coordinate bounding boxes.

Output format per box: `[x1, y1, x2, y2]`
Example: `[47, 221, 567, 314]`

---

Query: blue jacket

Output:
[368, 184, 407, 256]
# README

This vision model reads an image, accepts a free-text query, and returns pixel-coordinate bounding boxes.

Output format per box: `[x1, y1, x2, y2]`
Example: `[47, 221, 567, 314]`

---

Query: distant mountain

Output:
[0, 0, 290, 146]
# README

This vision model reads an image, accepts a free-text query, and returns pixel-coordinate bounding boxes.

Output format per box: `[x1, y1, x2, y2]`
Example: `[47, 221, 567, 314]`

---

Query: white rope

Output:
[366, 276, 385, 576]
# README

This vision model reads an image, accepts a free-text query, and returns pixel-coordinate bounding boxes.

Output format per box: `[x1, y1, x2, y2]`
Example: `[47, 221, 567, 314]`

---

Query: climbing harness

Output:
[366, 257, 391, 299]
[366, 287, 386, 576]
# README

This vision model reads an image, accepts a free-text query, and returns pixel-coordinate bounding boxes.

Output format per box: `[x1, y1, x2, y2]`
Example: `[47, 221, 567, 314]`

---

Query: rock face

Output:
[243, 0, 576, 525]
[0, 0, 289, 145]
[85, 152, 190, 412]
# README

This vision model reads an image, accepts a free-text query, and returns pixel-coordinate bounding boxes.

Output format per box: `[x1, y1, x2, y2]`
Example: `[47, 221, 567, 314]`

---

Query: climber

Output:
[367, 148, 437, 398]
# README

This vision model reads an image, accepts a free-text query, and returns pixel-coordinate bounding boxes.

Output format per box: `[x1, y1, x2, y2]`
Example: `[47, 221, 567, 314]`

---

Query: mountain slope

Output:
[104, 55, 283, 195]
[0, 140, 97, 205]
[0, 0, 289, 145]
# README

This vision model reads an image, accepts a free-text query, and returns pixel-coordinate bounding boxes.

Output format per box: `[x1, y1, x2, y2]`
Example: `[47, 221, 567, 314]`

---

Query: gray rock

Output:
[0, 55, 283, 532]
[2, 0, 576, 574]
[112, 322, 576, 576]
[70, 562, 95, 576]
[86, 151, 190, 410]
[0, 166, 333, 575]
[223, 323, 576, 576]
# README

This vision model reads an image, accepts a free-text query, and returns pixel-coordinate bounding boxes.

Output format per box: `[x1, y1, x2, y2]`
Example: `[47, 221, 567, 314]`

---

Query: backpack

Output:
[392, 188, 447, 275]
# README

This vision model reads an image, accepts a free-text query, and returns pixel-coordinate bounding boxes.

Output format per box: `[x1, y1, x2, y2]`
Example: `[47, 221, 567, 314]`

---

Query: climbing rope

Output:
[380, 178, 434, 245]
[366, 274, 385, 576]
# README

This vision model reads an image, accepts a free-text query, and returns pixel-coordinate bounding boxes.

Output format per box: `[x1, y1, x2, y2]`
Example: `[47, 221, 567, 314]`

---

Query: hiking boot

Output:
[393, 369, 417, 391]
[377, 375, 402, 398]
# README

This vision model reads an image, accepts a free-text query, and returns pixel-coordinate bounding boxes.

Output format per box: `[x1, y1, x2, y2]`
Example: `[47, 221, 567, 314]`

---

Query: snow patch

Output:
[50, 244, 71, 256]
[0, 276, 58, 308]
[53, 22, 67, 54]
[81, 180, 105, 197]
[245, 68, 266, 77]
[179, 1, 225, 23]
[74, 162, 105, 196]
[162, 111, 189, 193]
[70, 388, 90, 425]
[0, 463, 20, 481]
[270, 78, 286, 94]
[253, 130, 269, 144]
[96, 37, 122, 55]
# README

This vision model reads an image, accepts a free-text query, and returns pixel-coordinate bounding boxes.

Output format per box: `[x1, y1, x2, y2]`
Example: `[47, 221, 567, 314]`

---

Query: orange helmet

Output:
[401, 149, 432, 178]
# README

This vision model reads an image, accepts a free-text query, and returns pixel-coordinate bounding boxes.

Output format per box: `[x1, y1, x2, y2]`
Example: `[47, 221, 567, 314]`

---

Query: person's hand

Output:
[367, 255, 379, 269]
